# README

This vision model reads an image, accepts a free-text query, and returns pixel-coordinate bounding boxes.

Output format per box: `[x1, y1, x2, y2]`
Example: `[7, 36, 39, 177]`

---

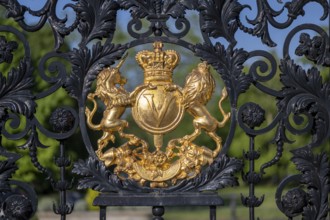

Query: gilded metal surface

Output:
[85, 42, 230, 187]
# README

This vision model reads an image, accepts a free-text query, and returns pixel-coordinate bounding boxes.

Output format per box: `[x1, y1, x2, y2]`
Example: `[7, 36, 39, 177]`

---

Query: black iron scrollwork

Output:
[0, 0, 329, 219]
[198, 0, 246, 45]
[278, 58, 329, 147]
[0, 32, 37, 216]
[276, 148, 329, 219]
[118, 0, 192, 38]
[238, 0, 329, 47]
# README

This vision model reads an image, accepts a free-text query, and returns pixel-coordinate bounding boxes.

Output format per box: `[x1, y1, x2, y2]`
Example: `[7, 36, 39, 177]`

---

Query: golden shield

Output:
[132, 84, 184, 135]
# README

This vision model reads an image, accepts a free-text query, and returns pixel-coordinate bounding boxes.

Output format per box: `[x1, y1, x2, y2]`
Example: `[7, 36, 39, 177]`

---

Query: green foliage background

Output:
[0, 12, 84, 193]
[0, 8, 329, 197]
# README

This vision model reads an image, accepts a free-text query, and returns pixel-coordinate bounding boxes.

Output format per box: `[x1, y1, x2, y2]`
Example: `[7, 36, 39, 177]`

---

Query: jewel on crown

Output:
[136, 42, 180, 83]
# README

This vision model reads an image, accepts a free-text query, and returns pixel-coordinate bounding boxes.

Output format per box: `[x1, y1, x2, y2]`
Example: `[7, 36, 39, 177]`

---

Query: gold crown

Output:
[136, 42, 180, 83]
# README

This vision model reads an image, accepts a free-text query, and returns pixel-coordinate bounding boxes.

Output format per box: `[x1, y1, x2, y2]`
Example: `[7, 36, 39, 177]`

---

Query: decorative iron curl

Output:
[275, 174, 307, 218]
[127, 19, 154, 39]
[2, 113, 30, 140]
[278, 58, 330, 148]
[0, 0, 79, 50]
[237, 0, 329, 47]
[0, 27, 36, 142]
[127, 15, 191, 39]
[162, 17, 190, 38]
[0, 139, 37, 220]
[237, 0, 284, 47]
[247, 50, 281, 97]
[36, 52, 70, 99]
[276, 148, 329, 219]
[283, 24, 329, 67]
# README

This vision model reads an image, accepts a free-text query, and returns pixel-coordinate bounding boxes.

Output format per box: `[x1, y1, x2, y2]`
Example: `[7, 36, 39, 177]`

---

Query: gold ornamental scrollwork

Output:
[85, 42, 231, 188]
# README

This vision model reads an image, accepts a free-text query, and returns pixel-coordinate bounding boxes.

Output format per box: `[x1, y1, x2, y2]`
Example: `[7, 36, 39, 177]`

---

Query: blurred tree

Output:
[1, 6, 328, 196]
[0, 9, 84, 193]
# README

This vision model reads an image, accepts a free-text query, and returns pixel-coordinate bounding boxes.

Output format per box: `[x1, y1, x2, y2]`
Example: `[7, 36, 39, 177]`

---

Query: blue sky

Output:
[17, 0, 329, 59]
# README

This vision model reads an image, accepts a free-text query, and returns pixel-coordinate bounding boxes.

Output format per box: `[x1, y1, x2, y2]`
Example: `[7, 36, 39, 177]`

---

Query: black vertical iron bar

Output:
[59, 141, 67, 220]
[210, 206, 216, 220]
[249, 136, 255, 220]
[100, 206, 107, 220]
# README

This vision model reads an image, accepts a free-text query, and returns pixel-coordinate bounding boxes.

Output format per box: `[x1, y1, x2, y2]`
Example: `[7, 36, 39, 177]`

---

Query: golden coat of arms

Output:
[85, 42, 230, 187]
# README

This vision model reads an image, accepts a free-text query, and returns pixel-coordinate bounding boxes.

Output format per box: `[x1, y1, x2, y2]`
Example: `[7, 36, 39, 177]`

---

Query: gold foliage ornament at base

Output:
[85, 42, 231, 188]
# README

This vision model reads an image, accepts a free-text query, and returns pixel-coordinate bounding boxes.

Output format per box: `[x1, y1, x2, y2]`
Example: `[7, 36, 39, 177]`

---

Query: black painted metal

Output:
[0, 0, 329, 219]
[93, 193, 222, 220]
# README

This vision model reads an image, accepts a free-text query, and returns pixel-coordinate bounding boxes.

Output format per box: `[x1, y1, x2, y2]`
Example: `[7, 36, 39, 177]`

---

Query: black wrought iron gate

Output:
[0, 0, 329, 220]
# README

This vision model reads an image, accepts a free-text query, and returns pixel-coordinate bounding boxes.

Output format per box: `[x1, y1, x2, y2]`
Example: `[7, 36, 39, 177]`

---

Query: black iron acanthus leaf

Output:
[73, 0, 119, 46]
[179, 0, 198, 10]
[199, 0, 245, 44]
[72, 157, 122, 192]
[118, 0, 153, 18]
[118, 0, 190, 18]
[0, 160, 17, 184]
[65, 42, 127, 100]
[0, 59, 35, 119]
[241, 0, 282, 47]
[278, 58, 330, 146]
[194, 43, 252, 103]
[162, 0, 186, 18]
[166, 155, 243, 192]
[197, 155, 243, 191]
[291, 148, 329, 219]
[48, 5, 80, 51]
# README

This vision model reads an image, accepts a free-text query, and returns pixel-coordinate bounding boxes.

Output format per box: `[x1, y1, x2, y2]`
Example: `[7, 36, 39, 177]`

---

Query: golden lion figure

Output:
[171, 61, 231, 157]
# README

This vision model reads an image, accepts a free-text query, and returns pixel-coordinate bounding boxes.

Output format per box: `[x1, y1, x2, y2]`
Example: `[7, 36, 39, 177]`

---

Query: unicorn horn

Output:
[116, 53, 128, 70]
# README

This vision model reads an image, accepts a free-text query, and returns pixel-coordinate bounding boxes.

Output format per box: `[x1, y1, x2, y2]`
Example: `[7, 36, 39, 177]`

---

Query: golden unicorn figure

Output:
[85, 54, 147, 169]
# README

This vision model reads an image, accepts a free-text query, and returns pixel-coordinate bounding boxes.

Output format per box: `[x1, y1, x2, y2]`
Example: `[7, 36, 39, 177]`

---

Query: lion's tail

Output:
[218, 87, 231, 128]
[85, 94, 102, 130]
